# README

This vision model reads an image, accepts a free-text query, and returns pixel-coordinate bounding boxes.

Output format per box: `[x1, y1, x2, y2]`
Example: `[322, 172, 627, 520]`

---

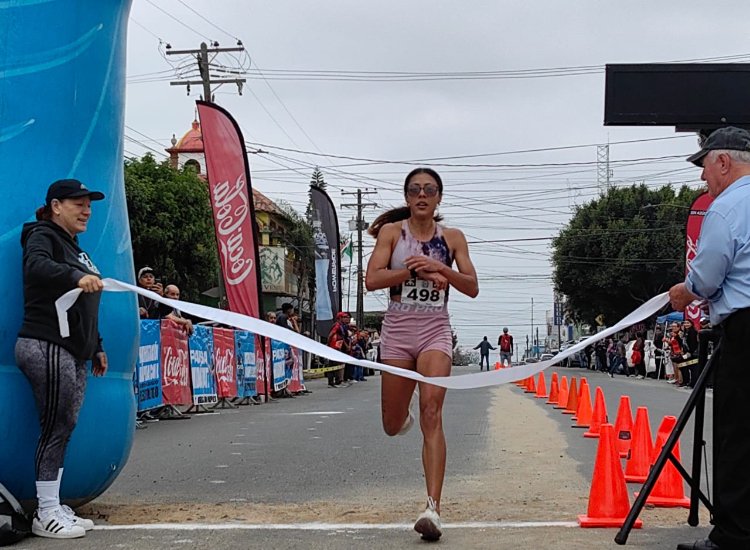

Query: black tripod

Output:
[615, 328, 719, 545]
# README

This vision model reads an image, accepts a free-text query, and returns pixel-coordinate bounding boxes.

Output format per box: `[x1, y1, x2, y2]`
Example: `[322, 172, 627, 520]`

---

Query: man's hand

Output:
[78, 274, 103, 293]
[92, 351, 108, 376]
[669, 282, 699, 311]
[150, 282, 164, 296]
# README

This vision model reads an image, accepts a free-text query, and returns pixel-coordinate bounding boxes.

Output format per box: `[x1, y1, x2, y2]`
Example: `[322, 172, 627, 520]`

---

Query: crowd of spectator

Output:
[578, 317, 712, 390]
[325, 311, 379, 388]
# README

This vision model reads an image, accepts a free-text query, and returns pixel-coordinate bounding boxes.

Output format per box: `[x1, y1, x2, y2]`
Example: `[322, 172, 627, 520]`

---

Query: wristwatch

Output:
[410, 268, 418, 280]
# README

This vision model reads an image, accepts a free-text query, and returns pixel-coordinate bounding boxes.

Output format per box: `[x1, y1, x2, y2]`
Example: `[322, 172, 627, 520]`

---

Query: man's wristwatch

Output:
[410, 268, 418, 280]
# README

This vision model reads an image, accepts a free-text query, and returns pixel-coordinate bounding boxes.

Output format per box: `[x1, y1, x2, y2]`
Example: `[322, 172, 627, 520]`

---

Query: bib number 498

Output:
[401, 278, 444, 305]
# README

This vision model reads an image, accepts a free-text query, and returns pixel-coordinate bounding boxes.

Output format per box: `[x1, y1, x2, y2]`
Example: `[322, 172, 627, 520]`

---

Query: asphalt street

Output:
[14, 366, 715, 549]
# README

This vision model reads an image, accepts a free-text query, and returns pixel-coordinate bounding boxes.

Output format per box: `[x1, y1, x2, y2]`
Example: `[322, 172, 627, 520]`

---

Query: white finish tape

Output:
[55, 279, 669, 390]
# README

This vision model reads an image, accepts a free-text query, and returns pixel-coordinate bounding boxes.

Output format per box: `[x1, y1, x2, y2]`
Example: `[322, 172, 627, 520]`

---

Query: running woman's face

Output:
[51, 197, 92, 236]
[405, 173, 441, 215]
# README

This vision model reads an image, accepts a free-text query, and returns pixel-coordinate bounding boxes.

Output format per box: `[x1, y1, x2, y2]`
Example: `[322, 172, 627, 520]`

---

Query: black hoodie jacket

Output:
[18, 221, 103, 361]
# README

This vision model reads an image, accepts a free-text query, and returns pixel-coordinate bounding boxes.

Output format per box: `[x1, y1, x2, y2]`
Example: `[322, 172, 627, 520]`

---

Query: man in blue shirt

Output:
[670, 126, 750, 550]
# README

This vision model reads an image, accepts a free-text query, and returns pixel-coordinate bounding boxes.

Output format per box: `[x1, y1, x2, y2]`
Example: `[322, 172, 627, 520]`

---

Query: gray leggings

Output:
[15, 338, 87, 481]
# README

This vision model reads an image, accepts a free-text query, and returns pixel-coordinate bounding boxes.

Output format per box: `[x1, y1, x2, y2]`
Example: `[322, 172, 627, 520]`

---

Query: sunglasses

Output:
[406, 183, 440, 197]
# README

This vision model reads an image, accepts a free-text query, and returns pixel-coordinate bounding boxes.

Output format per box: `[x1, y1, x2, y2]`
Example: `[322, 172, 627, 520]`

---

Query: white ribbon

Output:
[55, 279, 670, 390]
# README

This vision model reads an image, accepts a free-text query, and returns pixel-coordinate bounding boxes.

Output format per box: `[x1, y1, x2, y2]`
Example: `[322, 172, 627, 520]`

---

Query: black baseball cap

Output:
[686, 126, 750, 167]
[45, 178, 105, 205]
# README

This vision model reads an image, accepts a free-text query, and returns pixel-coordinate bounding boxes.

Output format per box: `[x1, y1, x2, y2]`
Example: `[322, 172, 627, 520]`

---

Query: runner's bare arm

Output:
[438, 228, 478, 298]
[365, 223, 412, 291]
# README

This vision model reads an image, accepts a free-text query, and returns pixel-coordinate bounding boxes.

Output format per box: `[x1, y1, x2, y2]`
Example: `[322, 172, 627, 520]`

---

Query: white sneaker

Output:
[397, 389, 418, 436]
[414, 496, 442, 541]
[61, 504, 95, 531]
[32, 507, 86, 539]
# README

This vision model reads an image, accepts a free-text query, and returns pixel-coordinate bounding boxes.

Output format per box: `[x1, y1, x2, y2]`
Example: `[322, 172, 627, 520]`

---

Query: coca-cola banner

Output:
[213, 327, 238, 399]
[255, 335, 272, 396]
[685, 192, 714, 328]
[197, 101, 262, 318]
[160, 319, 192, 406]
[287, 346, 305, 393]
[309, 185, 341, 337]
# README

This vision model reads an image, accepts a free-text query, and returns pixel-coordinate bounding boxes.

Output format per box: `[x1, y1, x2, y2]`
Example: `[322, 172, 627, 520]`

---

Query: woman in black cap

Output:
[15, 179, 107, 539]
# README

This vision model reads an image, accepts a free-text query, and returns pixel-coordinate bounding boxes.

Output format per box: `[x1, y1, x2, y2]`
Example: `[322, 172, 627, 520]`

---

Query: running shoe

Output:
[32, 507, 86, 539]
[61, 504, 95, 531]
[397, 389, 418, 435]
[414, 496, 442, 541]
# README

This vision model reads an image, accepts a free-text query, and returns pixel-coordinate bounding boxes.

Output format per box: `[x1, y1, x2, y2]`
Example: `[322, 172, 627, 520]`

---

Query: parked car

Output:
[539, 352, 556, 362]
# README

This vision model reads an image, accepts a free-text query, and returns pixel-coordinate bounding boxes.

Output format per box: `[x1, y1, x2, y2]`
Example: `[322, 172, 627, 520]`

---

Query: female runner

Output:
[365, 167, 478, 541]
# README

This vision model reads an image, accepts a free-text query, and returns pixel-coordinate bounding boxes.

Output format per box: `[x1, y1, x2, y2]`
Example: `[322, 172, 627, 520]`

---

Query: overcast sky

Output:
[123, 1, 749, 353]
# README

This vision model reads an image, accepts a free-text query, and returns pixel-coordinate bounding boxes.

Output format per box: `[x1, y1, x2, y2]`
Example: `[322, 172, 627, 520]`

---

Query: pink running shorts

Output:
[379, 301, 453, 361]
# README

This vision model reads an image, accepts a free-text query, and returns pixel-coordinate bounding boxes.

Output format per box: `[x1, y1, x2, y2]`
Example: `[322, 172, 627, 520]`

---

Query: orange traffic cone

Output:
[573, 377, 588, 421]
[573, 379, 593, 428]
[613, 395, 634, 458]
[554, 376, 569, 409]
[495, 361, 502, 370]
[584, 387, 608, 438]
[638, 416, 689, 508]
[563, 377, 579, 415]
[578, 423, 643, 528]
[624, 407, 653, 483]
[535, 372, 548, 399]
[524, 375, 536, 393]
[546, 372, 559, 405]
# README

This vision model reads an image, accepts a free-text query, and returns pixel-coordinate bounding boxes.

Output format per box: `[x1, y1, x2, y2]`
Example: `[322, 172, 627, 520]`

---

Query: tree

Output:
[124, 154, 218, 301]
[551, 184, 701, 325]
[275, 200, 315, 314]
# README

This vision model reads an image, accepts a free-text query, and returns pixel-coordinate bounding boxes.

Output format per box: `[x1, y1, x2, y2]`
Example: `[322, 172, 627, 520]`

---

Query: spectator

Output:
[161, 284, 193, 336]
[137, 266, 162, 319]
[497, 327, 513, 367]
[326, 312, 351, 387]
[473, 337, 496, 371]
[652, 326, 665, 379]
[265, 311, 277, 323]
[682, 319, 699, 388]
[276, 303, 293, 330]
[594, 339, 608, 372]
[667, 322, 687, 386]
[633, 332, 646, 379]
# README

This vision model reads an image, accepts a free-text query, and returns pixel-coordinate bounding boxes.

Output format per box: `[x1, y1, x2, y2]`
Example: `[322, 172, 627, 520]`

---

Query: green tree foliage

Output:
[124, 154, 218, 301]
[551, 184, 702, 325]
[275, 200, 315, 309]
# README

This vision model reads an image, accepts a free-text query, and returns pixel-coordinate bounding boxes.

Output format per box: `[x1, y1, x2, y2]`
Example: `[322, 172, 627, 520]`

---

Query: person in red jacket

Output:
[497, 327, 514, 367]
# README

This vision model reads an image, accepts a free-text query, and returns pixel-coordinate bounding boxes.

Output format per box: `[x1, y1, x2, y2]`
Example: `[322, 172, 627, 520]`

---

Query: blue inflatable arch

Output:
[0, 0, 137, 506]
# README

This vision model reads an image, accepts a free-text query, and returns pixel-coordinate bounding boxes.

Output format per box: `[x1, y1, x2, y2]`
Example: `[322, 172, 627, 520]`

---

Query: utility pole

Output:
[342, 189, 376, 329]
[530, 297, 534, 358]
[167, 42, 246, 102]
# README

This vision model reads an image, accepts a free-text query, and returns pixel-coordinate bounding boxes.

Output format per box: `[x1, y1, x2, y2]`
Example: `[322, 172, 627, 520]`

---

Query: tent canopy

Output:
[656, 311, 684, 324]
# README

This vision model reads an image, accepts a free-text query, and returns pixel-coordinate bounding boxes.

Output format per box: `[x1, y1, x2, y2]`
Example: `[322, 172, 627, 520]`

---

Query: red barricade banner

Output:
[287, 346, 303, 393]
[685, 192, 714, 327]
[160, 319, 192, 405]
[213, 327, 238, 399]
[255, 335, 272, 396]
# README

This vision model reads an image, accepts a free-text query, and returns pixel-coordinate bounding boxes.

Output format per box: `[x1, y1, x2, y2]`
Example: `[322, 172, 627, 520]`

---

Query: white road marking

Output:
[94, 521, 579, 531]
[288, 411, 343, 416]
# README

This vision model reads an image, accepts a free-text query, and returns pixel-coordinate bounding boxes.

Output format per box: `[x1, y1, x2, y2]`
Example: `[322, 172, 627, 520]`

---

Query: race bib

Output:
[401, 278, 445, 306]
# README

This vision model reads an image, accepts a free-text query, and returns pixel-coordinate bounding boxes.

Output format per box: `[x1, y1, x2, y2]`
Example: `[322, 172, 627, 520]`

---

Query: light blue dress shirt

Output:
[686, 175, 750, 325]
